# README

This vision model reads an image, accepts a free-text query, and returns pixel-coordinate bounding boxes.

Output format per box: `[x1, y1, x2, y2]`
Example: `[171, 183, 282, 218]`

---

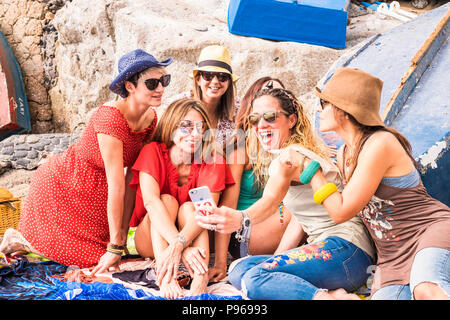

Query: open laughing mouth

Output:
[258, 130, 276, 148]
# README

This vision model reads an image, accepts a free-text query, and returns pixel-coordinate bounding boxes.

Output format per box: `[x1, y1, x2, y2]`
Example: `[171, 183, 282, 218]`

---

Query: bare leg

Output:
[146, 194, 184, 299]
[414, 282, 448, 300]
[313, 288, 361, 300]
[249, 209, 292, 255]
[178, 202, 209, 297]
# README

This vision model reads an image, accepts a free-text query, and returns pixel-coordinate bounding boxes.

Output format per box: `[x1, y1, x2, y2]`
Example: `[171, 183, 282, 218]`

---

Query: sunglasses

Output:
[247, 110, 290, 126]
[178, 120, 206, 135]
[199, 71, 230, 82]
[144, 74, 171, 91]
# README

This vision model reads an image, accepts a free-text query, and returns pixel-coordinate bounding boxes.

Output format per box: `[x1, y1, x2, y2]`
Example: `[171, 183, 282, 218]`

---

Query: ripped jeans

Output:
[228, 236, 373, 300]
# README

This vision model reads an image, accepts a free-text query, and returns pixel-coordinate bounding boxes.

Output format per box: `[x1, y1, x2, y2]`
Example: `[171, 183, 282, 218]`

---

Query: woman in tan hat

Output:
[304, 67, 450, 299]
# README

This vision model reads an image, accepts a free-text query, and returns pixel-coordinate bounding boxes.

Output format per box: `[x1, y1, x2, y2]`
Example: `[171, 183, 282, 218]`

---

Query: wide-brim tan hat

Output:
[315, 67, 384, 127]
[191, 45, 239, 82]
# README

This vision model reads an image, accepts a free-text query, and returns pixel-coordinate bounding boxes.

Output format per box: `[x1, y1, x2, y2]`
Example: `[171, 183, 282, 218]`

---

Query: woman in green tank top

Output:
[218, 77, 293, 261]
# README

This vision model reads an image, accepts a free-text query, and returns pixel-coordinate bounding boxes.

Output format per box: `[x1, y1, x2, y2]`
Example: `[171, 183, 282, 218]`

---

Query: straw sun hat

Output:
[192, 45, 239, 82]
[315, 67, 385, 127]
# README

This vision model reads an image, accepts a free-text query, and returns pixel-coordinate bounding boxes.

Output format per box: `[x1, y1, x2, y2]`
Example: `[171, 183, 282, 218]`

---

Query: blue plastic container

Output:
[228, 0, 350, 49]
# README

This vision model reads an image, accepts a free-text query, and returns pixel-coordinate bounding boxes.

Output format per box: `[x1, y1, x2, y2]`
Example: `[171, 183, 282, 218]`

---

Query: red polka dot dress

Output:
[18, 104, 157, 268]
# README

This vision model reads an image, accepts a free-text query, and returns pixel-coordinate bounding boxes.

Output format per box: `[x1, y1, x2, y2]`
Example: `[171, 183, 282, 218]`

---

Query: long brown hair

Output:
[248, 88, 329, 191]
[341, 109, 417, 183]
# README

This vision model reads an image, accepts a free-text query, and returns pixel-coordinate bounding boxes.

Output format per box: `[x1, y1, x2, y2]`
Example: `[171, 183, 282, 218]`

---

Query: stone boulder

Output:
[48, 0, 362, 133]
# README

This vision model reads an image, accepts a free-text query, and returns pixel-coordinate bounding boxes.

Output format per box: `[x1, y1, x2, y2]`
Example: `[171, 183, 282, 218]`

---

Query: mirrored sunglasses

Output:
[247, 110, 290, 126]
[144, 74, 171, 91]
[199, 71, 230, 82]
[178, 120, 206, 135]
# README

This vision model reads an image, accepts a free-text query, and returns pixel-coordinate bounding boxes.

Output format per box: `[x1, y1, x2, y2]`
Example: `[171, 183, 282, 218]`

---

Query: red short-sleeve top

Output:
[129, 142, 235, 227]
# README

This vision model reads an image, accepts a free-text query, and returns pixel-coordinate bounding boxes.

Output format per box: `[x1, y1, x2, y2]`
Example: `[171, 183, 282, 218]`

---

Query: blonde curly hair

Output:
[247, 88, 329, 191]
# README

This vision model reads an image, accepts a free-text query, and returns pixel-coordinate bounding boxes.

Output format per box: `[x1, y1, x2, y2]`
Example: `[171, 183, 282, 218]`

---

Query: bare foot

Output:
[0, 228, 32, 255]
[159, 278, 184, 299]
[314, 288, 361, 300]
[188, 272, 209, 297]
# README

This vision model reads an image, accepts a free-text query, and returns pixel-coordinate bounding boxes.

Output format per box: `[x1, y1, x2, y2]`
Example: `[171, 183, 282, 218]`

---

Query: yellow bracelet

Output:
[313, 182, 338, 205]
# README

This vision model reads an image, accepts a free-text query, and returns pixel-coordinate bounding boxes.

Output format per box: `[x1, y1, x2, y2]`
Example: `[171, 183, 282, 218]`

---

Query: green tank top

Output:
[236, 170, 263, 210]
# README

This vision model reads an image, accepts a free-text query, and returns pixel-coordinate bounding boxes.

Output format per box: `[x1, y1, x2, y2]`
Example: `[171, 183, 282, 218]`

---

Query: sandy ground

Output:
[0, 1, 445, 199]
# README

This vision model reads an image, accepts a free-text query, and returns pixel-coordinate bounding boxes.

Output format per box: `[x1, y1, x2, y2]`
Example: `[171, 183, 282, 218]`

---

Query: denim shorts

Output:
[371, 247, 450, 300]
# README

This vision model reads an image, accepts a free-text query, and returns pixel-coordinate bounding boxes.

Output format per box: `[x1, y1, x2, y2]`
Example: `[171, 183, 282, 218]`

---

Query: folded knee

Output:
[413, 282, 448, 300]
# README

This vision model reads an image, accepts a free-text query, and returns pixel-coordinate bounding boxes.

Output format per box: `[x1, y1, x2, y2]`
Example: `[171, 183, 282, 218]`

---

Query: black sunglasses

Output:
[144, 74, 171, 91]
[178, 120, 206, 135]
[199, 71, 230, 82]
[247, 110, 290, 126]
[319, 99, 330, 110]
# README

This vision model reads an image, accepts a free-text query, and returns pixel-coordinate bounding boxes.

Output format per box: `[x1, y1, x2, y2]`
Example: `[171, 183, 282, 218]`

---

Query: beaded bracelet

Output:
[299, 160, 321, 184]
[313, 182, 338, 205]
[279, 202, 285, 225]
[106, 243, 125, 256]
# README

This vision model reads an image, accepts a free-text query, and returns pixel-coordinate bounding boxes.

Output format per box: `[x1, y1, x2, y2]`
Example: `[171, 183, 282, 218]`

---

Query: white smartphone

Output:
[189, 186, 216, 216]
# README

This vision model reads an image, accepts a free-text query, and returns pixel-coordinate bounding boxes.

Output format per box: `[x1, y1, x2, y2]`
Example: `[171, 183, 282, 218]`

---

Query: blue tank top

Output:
[236, 170, 263, 210]
[381, 169, 420, 188]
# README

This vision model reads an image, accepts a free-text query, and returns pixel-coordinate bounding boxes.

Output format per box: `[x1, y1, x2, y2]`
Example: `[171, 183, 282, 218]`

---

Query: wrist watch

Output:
[175, 234, 187, 248]
[240, 210, 250, 230]
[235, 210, 250, 243]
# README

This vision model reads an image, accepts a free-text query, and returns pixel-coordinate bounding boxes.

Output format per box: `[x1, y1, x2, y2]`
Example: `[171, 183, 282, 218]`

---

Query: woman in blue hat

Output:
[1, 49, 173, 273]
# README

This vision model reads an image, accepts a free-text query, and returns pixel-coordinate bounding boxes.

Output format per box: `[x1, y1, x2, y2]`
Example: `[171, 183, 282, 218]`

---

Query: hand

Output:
[156, 241, 183, 286]
[196, 206, 242, 234]
[90, 251, 121, 276]
[208, 262, 227, 282]
[181, 246, 208, 276]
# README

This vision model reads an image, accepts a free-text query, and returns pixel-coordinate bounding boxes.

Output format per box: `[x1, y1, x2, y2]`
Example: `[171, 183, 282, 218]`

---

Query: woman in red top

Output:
[0, 49, 172, 274]
[129, 98, 234, 299]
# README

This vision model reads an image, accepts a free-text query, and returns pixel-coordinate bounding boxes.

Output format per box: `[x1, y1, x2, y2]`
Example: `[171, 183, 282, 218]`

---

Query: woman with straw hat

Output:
[163, 45, 239, 148]
[1, 49, 173, 274]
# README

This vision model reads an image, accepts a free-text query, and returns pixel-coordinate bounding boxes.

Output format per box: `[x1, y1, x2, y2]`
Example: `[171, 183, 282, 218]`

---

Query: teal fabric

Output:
[236, 170, 263, 211]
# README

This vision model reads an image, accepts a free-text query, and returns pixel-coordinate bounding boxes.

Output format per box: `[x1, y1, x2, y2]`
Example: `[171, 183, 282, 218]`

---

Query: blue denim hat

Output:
[109, 49, 173, 98]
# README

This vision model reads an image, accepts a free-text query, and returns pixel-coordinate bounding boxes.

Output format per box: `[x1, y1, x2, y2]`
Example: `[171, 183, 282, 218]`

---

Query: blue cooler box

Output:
[228, 0, 350, 49]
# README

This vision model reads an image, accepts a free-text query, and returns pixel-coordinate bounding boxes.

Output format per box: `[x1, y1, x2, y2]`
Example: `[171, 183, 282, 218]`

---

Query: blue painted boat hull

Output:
[316, 4, 450, 206]
[0, 30, 31, 141]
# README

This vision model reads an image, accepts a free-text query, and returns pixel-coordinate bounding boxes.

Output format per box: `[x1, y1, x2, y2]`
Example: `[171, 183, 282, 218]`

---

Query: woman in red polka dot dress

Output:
[1, 49, 173, 272]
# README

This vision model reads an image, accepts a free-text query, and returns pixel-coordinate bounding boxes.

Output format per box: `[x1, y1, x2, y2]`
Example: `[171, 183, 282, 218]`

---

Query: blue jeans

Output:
[371, 247, 450, 300]
[228, 236, 373, 300]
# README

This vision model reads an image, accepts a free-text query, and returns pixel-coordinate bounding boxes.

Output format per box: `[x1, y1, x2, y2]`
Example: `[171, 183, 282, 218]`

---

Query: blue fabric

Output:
[228, 236, 373, 300]
[0, 256, 243, 300]
[0, 256, 67, 300]
[46, 279, 243, 300]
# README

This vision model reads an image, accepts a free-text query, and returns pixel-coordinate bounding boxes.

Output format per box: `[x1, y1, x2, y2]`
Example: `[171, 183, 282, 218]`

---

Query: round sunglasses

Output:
[199, 71, 230, 82]
[143, 74, 171, 91]
[178, 120, 206, 135]
[247, 110, 290, 126]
